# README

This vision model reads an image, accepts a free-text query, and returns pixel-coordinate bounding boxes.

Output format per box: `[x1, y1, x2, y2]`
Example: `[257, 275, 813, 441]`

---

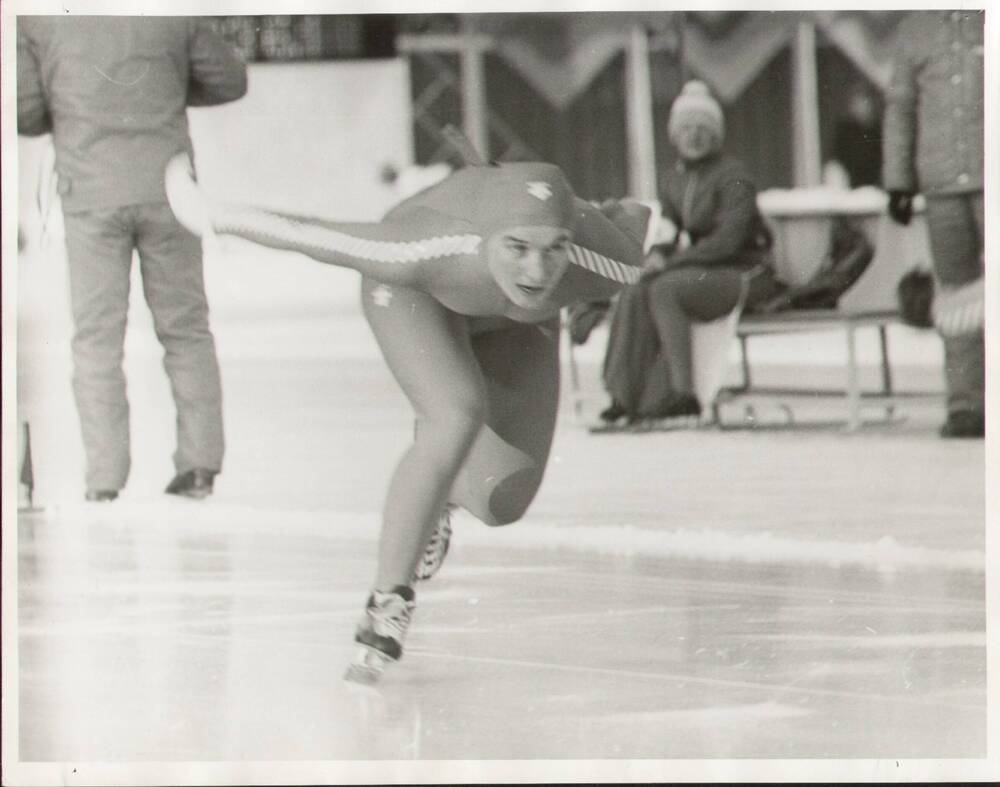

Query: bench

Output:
[724, 308, 903, 430]
[713, 190, 940, 429]
[565, 188, 942, 430]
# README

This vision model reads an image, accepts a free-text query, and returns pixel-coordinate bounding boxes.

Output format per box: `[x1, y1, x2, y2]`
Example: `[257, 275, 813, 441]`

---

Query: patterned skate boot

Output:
[413, 506, 454, 582]
[344, 585, 416, 685]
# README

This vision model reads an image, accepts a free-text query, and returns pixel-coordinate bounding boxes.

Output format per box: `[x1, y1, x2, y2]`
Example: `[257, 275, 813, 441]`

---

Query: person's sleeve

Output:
[648, 177, 682, 255]
[186, 19, 249, 107]
[17, 24, 52, 136]
[667, 170, 757, 268]
[550, 199, 646, 303]
[881, 16, 919, 192]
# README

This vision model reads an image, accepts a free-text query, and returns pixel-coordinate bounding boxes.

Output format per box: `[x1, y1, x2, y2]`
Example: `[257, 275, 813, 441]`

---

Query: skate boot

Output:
[344, 585, 416, 685]
[413, 506, 454, 582]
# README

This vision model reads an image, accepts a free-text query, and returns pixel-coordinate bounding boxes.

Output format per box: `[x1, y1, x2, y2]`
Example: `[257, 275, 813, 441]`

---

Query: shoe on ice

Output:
[939, 409, 984, 439]
[164, 468, 216, 499]
[164, 154, 214, 238]
[413, 506, 454, 581]
[642, 392, 702, 421]
[345, 585, 416, 684]
[599, 400, 629, 423]
[85, 489, 118, 502]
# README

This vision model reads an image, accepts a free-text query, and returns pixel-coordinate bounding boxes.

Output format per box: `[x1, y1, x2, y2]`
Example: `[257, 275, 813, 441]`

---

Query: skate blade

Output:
[343, 646, 393, 685]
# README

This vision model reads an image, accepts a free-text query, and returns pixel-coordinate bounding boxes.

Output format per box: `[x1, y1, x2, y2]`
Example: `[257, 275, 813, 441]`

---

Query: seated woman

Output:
[600, 81, 782, 424]
[164, 152, 649, 682]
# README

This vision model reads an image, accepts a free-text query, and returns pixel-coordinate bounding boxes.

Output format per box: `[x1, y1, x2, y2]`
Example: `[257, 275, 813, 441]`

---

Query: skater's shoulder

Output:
[396, 165, 485, 219]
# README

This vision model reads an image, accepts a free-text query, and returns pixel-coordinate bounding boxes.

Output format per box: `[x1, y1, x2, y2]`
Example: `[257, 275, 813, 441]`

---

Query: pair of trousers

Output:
[924, 192, 984, 416]
[62, 202, 224, 491]
[603, 263, 780, 416]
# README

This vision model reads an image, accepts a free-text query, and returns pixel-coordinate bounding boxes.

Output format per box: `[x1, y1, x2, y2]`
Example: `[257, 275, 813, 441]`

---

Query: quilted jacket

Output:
[17, 16, 247, 213]
[882, 10, 984, 195]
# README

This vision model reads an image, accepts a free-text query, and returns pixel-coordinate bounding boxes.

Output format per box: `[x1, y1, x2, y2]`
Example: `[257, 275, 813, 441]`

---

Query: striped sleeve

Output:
[567, 243, 642, 285]
[212, 203, 481, 284]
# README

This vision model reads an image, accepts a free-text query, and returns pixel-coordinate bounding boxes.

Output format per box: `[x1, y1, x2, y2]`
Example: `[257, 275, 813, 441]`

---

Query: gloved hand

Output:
[887, 190, 915, 226]
[567, 300, 611, 345]
[640, 248, 670, 280]
[596, 199, 654, 252]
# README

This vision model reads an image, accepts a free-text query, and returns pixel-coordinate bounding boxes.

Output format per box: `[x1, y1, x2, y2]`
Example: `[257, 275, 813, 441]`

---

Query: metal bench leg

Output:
[846, 324, 860, 431]
[878, 324, 893, 395]
[738, 335, 751, 391]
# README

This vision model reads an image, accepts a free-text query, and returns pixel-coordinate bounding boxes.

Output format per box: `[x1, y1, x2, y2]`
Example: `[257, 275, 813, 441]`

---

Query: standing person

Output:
[164, 153, 649, 682]
[17, 17, 248, 500]
[599, 80, 781, 425]
[882, 10, 985, 438]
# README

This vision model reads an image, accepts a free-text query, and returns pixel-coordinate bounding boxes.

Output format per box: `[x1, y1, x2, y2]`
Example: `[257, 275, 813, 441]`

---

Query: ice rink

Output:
[6, 229, 995, 784]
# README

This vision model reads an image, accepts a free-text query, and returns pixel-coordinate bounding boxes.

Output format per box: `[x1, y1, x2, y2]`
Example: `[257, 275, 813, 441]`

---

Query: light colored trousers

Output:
[603, 262, 780, 416]
[924, 192, 984, 416]
[62, 202, 224, 491]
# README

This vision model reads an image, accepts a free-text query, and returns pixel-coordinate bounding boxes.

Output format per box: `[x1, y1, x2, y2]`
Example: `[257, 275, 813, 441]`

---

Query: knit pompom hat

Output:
[475, 162, 577, 237]
[668, 80, 725, 146]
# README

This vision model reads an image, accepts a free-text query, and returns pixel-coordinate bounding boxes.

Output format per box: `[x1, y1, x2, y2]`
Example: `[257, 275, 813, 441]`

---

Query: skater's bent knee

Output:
[417, 385, 487, 428]
[484, 467, 543, 526]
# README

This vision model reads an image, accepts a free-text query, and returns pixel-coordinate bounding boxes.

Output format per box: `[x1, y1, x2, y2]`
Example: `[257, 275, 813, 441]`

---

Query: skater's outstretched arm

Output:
[165, 154, 477, 288]
[211, 202, 480, 288]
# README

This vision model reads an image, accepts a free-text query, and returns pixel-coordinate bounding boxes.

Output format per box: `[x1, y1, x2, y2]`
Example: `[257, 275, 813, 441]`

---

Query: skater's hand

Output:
[887, 190, 915, 226]
[165, 153, 214, 238]
[640, 248, 669, 280]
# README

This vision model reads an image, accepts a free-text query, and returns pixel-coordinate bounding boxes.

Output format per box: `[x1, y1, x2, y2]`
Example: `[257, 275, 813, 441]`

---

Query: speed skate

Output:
[343, 585, 416, 685]
[344, 645, 395, 685]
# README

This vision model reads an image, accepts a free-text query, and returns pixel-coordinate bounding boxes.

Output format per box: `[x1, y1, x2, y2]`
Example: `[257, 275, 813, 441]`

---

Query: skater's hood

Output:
[475, 162, 577, 237]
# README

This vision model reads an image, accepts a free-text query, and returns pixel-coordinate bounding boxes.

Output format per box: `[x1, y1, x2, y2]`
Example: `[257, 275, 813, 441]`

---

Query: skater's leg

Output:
[346, 278, 485, 679]
[361, 277, 486, 590]
[450, 317, 561, 526]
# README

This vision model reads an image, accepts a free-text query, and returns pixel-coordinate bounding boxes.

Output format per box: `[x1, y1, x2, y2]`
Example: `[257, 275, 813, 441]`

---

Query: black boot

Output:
[939, 410, 984, 439]
[85, 489, 118, 502]
[165, 468, 217, 499]
[599, 400, 629, 423]
[643, 392, 702, 421]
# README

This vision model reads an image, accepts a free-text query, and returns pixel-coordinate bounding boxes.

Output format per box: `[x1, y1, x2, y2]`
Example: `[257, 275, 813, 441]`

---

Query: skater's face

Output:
[486, 225, 572, 309]
[672, 119, 720, 162]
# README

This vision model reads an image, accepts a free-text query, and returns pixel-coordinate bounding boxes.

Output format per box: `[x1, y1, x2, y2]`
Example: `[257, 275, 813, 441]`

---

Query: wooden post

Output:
[624, 27, 658, 200]
[791, 19, 822, 187]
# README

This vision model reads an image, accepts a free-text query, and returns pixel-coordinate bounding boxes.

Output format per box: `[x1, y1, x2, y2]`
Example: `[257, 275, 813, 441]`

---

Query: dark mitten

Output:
[568, 300, 611, 345]
[887, 190, 915, 226]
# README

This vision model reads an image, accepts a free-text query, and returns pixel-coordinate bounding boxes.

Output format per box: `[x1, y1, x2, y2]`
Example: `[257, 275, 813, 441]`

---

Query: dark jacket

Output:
[882, 10, 984, 195]
[655, 154, 773, 271]
[17, 16, 247, 214]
